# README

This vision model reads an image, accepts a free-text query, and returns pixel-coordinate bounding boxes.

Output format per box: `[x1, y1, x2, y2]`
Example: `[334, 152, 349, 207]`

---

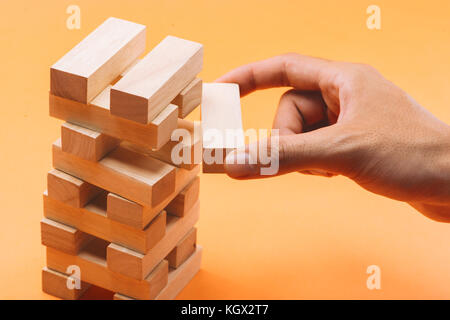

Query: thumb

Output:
[224, 125, 347, 179]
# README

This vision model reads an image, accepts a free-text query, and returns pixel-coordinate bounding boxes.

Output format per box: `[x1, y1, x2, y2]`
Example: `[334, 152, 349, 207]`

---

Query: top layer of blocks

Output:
[50, 17, 204, 150]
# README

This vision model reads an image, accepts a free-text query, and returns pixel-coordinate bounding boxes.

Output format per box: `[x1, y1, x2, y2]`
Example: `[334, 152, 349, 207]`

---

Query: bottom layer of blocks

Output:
[42, 226, 201, 300]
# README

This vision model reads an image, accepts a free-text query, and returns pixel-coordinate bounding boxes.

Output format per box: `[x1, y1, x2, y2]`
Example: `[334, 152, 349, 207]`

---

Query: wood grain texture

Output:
[42, 267, 90, 300]
[61, 122, 119, 161]
[106, 193, 148, 230]
[171, 78, 202, 118]
[51, 17, 146, 104]
[166, 228, 197, 268]
[106, 164, 200, 229]
[41, 218, 93, 255]
[52, 139, 176, 207]
[43, 191, 166, 254]
[201, 83, 244, 173]
[47, 169, 101, 208]
[107, 200, 200, 280]
[166, 177, 199, 217]
[49, 91, 178, 150]
[110, 36, 203, 124]
[156, 245, 202, 300]
[46, 238, 168, 300]
[113, 246, 202, 300]
[121, 119, 202, 170]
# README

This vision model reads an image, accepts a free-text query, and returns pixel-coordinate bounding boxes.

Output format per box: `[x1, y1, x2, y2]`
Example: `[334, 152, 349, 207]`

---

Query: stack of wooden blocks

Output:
[41, 17, 204, 300]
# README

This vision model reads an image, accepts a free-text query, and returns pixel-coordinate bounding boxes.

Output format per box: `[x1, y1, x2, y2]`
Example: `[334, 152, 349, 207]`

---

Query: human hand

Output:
[216, 54, 450, 221]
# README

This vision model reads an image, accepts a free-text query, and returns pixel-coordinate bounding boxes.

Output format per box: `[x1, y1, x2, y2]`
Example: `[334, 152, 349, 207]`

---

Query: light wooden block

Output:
[171, 78, 202, 118]
[47, 169, 101, 208]
[42, 267, 90, 300]
[166, 177, 199, 217]
[46, 238, 168, 300]
[120, 58, 141, 78]
[201, 83, 244, 173]
[106, 193, 149, 230]
[114, 245, 202, 300]
[107, 200, 200, 280]
[50, 17, 146, 104]
[41, 218, 93, 254]
[52, 139, 176, 207]
[110, 36, 203, 124]
[166, 228, 197, 268]
[106, 164, 200, 229]
[61, 122, 119, 161]
[49, 91, 178, 150]
[44, 191, 166, 254]
[120, 119, 201, 170]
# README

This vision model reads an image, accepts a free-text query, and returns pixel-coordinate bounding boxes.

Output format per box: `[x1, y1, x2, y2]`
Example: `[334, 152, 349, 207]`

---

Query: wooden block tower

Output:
[42, 17, 203, 300]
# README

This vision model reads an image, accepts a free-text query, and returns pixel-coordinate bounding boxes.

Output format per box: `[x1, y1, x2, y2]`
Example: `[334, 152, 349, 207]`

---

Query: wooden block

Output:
[42, 267, 90, 300]
[166, 228, 197, 268]
[120, 119, 201, 170]
[119, 59, 141, 78]
[51, 17, 146, 104]
[106, 164, 200, 229]
[171, 78, 202, 118]
[41, 218, 93, 254]
[106, 193, 149, 230]
[110, 36, 203, 124]
[49, 91, 178, 150]
[44, 191, 166, 254]
[166, 177, 200, 217]
[61, 122, 119, 161]
[47, 169, 101, 208]
[156, 245, 202, 300]
[201, 83, 244, 173]
[46, 238, 168, 300]
[107, 200, 200, 280]
[52, 139, 176, 207]
[113, 245, 202, 300]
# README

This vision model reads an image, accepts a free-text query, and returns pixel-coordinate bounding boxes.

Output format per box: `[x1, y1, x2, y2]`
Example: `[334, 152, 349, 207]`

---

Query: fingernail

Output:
[224, 151, 259, 178]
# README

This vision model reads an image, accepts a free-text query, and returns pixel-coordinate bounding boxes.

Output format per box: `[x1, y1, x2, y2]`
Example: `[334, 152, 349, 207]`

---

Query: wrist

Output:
[427, 125, 450, 205]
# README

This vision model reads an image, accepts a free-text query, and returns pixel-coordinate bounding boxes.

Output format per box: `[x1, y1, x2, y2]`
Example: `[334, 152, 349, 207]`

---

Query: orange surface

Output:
[0, 0, 449, 299]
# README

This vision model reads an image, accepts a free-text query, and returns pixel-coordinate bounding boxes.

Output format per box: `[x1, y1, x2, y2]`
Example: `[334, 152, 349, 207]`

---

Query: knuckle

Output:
[360, 63, 379, 74]
[337, 62, 381, 100]
[282, 52, 301, 60]
[346, 66, 365, 83]
[277, 53, 301, 69]
[338, 63, 372, 93]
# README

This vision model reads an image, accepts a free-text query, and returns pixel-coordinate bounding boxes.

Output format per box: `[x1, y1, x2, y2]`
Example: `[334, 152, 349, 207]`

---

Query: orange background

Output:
[0, 0, 449, 299]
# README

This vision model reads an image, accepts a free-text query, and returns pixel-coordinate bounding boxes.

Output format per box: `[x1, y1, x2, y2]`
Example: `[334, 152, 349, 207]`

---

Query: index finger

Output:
[215, 53, 333, 96]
